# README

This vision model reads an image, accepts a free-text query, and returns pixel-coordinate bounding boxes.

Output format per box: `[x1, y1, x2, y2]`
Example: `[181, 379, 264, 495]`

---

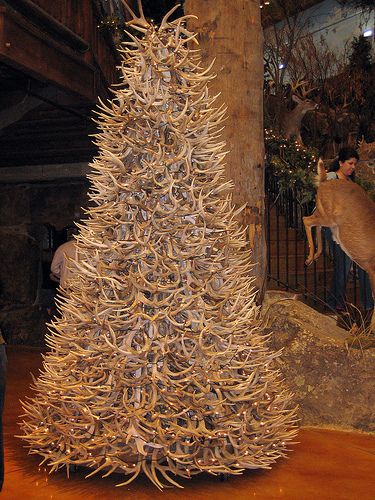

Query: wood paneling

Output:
[0, 9, 95, 100]
[0, 2, 118, 101]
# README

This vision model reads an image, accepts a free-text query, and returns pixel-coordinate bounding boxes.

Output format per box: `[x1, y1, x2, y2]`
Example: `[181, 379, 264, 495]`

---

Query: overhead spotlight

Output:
[278, 63, 285, 69]
[363, 29, 373, 38]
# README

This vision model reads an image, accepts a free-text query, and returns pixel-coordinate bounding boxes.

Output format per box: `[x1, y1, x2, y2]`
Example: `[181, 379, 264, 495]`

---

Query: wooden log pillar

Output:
[185, 0, 266, 299]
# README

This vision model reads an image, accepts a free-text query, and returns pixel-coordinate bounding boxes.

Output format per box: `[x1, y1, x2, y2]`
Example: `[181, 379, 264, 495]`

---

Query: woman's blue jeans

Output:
[325, 229, 374, 311]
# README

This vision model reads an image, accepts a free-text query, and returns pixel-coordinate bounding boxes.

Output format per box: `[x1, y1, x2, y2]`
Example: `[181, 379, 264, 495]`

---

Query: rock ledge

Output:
[263, 291, 375, 432]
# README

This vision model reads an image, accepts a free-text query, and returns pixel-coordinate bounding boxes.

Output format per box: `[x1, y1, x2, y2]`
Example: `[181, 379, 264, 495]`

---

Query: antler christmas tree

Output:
[20, 1, 297, 489]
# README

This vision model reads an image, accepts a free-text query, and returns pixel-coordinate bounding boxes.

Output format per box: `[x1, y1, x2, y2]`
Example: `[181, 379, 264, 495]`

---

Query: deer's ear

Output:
[292, 94, 302, 103]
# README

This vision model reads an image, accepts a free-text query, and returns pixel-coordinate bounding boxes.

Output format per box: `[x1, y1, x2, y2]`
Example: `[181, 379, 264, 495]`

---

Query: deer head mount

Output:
[281, 79, 318, 144]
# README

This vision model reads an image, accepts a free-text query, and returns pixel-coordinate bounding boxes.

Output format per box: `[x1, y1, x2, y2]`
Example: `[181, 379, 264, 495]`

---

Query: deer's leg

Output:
[303, 214, 319, 266]
[313, 225, 323, 261]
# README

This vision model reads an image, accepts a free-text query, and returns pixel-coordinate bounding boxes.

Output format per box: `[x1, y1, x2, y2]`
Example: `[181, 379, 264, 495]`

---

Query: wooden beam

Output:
[262, 0, 326, 27]
[186, 0, 267, 296]
[2, 0, 89, 52]
[0, 162, 91, 183]
[0, 87, 58, 130]
[0, 7, 97, 101]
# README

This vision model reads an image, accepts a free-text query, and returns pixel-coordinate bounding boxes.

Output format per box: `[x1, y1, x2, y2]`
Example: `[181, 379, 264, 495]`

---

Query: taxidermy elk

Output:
[303, 159, 375, 332]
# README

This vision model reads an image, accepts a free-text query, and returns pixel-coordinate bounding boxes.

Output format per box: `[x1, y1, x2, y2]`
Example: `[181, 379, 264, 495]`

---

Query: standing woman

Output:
[326, 147, 374, 319]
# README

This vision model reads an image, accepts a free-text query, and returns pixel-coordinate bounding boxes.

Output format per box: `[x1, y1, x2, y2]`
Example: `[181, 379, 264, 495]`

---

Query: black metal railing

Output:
[265, 171, 368, 314]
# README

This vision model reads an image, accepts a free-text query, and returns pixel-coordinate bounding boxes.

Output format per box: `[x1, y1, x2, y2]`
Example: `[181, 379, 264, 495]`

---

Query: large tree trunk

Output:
[185, 0, 266, 300]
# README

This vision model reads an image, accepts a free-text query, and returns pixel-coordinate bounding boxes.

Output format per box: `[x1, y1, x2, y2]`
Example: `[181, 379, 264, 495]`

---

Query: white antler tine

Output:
[121, 0, 150, 29]
[120, 0, 137, 19]
[160, 4, 181, 30]
[136, 0, 146, 22]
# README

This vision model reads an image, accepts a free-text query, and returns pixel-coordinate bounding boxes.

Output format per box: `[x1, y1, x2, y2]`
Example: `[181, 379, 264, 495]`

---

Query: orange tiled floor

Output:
[2, 345, 375, 499]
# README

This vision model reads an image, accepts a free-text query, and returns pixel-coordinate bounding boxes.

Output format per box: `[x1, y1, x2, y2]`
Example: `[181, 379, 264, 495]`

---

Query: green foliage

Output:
[349, 35, 373, 71]
[347, 35, 375, 142]
[265, 130, 375, 203]
[265, 129, 318, 205]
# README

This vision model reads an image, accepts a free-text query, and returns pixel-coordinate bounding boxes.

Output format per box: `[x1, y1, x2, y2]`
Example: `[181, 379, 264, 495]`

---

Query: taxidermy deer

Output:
[281, 79, 318, 144]
[358, 138, 375, 175]
[303, 159, 375, 332]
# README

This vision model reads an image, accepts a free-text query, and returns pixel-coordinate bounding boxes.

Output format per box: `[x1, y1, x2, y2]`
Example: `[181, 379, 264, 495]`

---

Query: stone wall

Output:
[0, 179, 88, 346]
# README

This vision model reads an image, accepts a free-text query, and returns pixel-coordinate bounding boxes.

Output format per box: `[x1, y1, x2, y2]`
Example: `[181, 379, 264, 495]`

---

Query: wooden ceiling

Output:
[261, 0, 326, 27]
[0, 0, 327, 172]
[0, 80, 97, 168]
[0, 0, 120, 170]
[0, 57, 99, 168]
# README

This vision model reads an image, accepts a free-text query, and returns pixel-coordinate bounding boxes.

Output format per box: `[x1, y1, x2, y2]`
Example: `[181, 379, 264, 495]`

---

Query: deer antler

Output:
[290, 79, 316, 98]
[340, 92, 353, 110]
[121, 0, 150, 30]
[160, 4, 181, 29]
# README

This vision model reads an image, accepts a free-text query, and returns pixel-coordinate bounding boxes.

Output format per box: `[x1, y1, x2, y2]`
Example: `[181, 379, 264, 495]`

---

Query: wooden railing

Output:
[265, 170, 370, 313]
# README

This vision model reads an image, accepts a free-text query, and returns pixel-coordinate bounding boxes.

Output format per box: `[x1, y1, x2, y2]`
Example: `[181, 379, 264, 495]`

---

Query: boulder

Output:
[263, 290, 375, 432]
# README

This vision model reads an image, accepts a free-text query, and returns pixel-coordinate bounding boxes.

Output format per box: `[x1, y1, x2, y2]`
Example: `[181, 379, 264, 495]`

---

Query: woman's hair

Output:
[328, 147, 359, 177]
